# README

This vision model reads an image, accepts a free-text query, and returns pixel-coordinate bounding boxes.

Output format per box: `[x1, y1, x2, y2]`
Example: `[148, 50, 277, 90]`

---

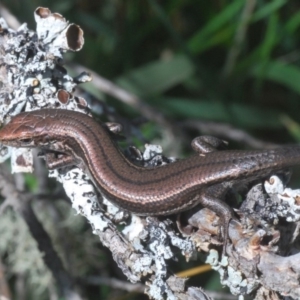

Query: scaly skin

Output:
[1, 109, 300, 255]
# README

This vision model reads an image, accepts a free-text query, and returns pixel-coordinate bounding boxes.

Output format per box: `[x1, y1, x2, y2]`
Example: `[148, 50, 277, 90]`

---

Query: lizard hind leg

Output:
[191, 136, 228, 154]
[105, 122, 123, 134]
[198, 183, 235, 258]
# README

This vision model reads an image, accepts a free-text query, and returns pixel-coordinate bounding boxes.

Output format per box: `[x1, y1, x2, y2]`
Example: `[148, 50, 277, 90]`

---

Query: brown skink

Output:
[1, 109, 300, 252]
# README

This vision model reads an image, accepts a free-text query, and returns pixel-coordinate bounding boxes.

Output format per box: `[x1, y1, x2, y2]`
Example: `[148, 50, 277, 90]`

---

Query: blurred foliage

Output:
[2, 0, 300, 299]
[3, 0, 300, 144]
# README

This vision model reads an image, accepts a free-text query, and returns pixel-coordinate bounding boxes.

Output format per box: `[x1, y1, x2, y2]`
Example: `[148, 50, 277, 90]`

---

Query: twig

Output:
[83, 276, 145, 293]
[70, 63, 167, 125]
[181, 119, 277, 149]
[0, 259, 11, 300]
[0, 199, 12, 215]
[278, 49, 300, 64]
[0, 4, 21, 30]
[70, 63, 182, 154]
[207, 291, 248, 300]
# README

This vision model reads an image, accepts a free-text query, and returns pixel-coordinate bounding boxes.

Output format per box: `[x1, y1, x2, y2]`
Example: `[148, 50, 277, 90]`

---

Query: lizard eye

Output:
[19, 138, 33, 145]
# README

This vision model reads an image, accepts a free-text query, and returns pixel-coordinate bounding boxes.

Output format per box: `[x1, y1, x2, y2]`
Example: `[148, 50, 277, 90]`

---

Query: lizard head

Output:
[0, 110, 52, 148]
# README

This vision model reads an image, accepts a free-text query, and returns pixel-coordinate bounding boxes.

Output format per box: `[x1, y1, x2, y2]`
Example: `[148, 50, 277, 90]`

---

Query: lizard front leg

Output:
[38, 151, 78, 170]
